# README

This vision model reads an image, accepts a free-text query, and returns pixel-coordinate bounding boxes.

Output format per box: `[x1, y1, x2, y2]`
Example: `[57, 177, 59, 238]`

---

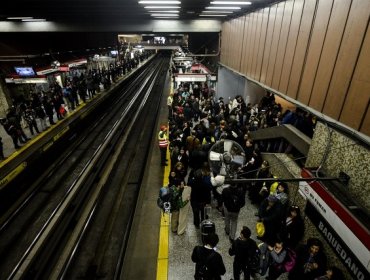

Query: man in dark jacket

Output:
[222, 184, 246, 242]
[191, 233, 226, 280]
[229, 226, 259, 280]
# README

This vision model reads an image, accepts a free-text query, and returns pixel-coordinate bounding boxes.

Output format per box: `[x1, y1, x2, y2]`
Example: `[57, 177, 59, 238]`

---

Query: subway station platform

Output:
[0, 56, 285, 280]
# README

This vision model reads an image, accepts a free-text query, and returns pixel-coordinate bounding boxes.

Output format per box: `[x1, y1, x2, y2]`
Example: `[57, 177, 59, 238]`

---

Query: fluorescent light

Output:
[202, 10, 233, 13]
[148, 10, 179, 13]
[139, 1, 181, 4]
[205, 6, 241, 9]
[153, 17, 178, 19]
[7, 17, 33, 20]
[151, 13, 179, 16]
[22, 18, 46, 22]
[200, 14, 228, 17]
[144, 6, 180, 9]
[210, 1, 251, 4]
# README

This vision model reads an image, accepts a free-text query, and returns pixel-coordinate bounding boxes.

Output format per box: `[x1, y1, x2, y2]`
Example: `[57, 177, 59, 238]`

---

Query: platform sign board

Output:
[299, 173, 370, 280]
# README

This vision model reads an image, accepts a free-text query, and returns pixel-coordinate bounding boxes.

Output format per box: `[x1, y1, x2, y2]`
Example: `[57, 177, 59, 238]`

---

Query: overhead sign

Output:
[36, 68, 59, 75]
[175, 74, 207, 82]
[67, 59, 87, 67]
[5, 77, 48, 84]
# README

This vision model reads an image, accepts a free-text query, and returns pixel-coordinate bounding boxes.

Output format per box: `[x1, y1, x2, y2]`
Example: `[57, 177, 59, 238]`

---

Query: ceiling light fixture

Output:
[153, 17, 178, 19]
[210, 1, 251, 4]
[148, 10, 179, 13]
[139, 1, 181, 4]
[7, 17, 33, 20]
[202, 10, 233, 13]
[205, 6, 241, 9]
[199, 14, 228, 17]
[144, 6, 180, 9]
[151, 13, 179, 17]
[22, 18, 46, 22]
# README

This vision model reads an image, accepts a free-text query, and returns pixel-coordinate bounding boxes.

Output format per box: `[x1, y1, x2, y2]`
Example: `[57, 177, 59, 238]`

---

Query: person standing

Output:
[229, 226, 259, 280]
[0, 137, 5, 160]
[23, 106, 40, 135]
[222, 184, 246, 242]
[191, 233, 226, 280]
[177, 181, 191, 235]
[158, 125, 169, 166]
[289, 238, 327, 280]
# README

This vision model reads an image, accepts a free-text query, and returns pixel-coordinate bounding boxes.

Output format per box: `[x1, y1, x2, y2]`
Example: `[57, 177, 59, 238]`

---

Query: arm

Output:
[270, 248, 287, 264]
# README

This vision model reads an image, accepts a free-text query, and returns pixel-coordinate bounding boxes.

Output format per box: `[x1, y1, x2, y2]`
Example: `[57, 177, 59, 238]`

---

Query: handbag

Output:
[256, 221, 265, 238]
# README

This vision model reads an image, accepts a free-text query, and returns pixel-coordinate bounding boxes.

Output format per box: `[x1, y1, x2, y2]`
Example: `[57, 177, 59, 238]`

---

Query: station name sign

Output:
[299, 171, 370, 280]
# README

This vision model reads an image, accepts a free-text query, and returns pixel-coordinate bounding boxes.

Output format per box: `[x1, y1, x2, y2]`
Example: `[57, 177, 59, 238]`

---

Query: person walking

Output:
[229, 226, 259, 280]
[158, 125, 169, 166]
[191, 233, 226, 280]
[222, 184, 246, 242]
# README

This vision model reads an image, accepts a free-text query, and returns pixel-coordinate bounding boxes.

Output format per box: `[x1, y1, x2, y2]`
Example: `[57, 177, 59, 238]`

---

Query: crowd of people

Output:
[0, 51, 152, 158]
[158, 81, 344, 280]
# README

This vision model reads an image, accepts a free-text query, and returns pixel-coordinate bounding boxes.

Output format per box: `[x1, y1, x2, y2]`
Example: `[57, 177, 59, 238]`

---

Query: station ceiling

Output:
[1, 0, 278, 23]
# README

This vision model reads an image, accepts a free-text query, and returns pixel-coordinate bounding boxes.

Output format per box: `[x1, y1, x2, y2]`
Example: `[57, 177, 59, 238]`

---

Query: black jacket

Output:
[191, 246, 226, 280]
[229, 237, 258, 266]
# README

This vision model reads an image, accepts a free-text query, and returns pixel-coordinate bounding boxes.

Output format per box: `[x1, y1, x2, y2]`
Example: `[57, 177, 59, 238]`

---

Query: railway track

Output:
[0, 53, 170, 279]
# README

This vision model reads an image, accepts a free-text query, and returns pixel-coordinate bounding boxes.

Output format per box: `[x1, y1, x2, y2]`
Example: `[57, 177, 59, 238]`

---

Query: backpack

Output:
[196, 247, 215, 280]
[283, 247, 297, 272]
[225, 187, 244, 212]
[248, 242, 261, 273]
[157, 186, 172, 212]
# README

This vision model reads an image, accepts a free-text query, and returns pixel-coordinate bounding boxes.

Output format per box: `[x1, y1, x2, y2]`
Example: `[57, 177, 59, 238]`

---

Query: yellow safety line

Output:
[156, 76, 174, 280]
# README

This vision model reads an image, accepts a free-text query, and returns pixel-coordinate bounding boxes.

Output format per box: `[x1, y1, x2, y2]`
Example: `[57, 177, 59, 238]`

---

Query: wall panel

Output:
[251, 9, 264, 80]
[255, 8, 270, 81]
[246, 13, 257, 76]
[231, 18, 240, 70]
[220, 21, 231, 65]
[279, 0, 304, 93]
[323, 0, 370, 119]
[309, 0, 351, 111]
[265, 2, 285, 87]
[340, 24, 370, 131]
[236, 17, 245, 72]
[260, 4, 277, 84]
[297, 0, 333, 104]
[287, 0, 317, 99]
[241, 15, 251, 75]
[272, 0, 293, 89]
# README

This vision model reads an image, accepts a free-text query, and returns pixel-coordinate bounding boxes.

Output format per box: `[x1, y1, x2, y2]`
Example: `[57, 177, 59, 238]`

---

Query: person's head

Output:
[175, 162, 184, 171]
[179, 147, 185, 154]
[277, 182, 288, 193]
[267, 194, 278, 205]
[245, 139, 253, 147]
[307, 238, 323, 255]
[160, 125, 167, 131]
[326, 266, 344, 280]
[203, 233, 219, 248]
[261, 160, 269, 169]
[289, 205, 301, 218]
[241, 226, 251, 239]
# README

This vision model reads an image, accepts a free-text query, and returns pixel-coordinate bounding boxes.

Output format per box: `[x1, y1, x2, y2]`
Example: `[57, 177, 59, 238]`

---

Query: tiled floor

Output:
[168, 193, 289, 280]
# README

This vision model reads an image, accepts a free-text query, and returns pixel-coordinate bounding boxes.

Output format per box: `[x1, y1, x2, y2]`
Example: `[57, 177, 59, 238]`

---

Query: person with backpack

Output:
[191, 233, 226, 280]
[222, 184, 246, 242]
[229, 226, 259, 280]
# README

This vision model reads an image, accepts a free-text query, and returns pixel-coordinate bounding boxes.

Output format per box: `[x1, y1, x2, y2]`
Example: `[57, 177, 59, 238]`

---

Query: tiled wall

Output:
[306, 121, 370, 210]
